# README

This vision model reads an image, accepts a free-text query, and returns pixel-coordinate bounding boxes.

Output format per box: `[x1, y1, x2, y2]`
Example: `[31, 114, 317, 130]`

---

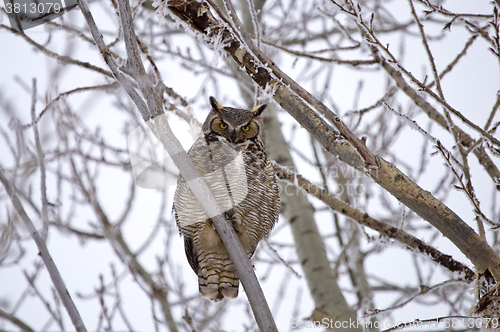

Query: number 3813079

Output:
[5, 2, 61, 14]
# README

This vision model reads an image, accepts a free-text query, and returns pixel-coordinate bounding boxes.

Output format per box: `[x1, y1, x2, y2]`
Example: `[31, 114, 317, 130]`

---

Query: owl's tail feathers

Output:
[198, 262, 239, 302]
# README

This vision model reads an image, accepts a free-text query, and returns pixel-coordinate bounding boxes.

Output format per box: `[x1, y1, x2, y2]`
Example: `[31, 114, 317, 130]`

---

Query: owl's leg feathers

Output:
[197, 251, 240, 302]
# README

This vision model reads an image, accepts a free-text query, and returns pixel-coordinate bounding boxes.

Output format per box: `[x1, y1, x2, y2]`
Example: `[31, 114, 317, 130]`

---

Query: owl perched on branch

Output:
[173, 97, 280, 302]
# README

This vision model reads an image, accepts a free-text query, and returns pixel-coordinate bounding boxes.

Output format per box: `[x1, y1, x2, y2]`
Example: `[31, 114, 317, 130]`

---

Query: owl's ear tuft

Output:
[251, 104, 267, 117]
[209, 96, 224, 112]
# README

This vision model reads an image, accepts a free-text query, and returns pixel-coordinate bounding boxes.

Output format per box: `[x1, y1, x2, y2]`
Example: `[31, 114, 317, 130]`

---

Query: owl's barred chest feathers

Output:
[199, 133, 274, 247]
[173, 97, 280, 302]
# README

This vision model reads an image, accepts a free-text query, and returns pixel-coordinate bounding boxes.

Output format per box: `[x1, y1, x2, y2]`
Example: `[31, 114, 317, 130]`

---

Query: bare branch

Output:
[348, 0, 500, 148]
[77, 0, 278, 329]
[264, 107, 359, 328]
[0, 307, 36, 332]
[30, 78, 49, 241]
[0, 23, 113, 77]
[68, 157, 179, 332]
[360, 18, 500, 188]
[0, 169, 88, 332]
[263, 40, 378, 66]
[165, 0, 500, 280]
[273, 162, 476, 282]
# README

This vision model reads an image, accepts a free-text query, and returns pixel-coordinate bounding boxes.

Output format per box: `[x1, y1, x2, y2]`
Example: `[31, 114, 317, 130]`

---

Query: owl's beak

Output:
[230, 130, 237, 143]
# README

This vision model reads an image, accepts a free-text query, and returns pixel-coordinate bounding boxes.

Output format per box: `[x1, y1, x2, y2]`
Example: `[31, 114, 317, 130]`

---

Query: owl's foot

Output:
[224, 209, 240, 233]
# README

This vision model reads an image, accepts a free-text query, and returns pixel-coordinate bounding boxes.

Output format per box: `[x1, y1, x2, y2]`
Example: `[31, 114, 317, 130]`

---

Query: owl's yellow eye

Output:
[219, 122, 228, 129]
[241, 125, 250, 131]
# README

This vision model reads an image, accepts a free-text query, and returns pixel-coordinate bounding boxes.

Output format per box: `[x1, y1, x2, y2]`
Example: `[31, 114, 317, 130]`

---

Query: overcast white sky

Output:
[1, 0, 499, 331]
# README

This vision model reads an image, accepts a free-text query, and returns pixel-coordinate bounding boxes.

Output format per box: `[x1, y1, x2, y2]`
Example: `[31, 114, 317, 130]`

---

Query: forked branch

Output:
[164, 0, 500, 280]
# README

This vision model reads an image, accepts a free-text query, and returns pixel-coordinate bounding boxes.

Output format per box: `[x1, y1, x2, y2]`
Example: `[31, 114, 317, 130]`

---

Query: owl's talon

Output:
[224, 211, 240, 233]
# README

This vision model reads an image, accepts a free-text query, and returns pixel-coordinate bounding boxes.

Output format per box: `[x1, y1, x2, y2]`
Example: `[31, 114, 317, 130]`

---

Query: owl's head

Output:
[202, 96, 267, 145]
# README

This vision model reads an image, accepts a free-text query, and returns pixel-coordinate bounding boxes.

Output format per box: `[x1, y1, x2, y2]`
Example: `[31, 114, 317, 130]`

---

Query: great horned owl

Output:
[173, 97, 280, 302]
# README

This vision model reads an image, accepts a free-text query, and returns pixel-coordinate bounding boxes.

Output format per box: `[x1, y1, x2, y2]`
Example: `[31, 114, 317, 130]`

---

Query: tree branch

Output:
[165, 0, 500, 280]
[264, 107, 360, 329]
[0, 307, 36, 332]
[30, 78, 50, 241]
[67, 157, 179, 331]
[343, 3, 500, 189]
[0, 23, 113, 78]
[272, 162, 476, 282]
[218, 0, 379, 168]
[0, 169, 88, 332]
[77, 0, 277, 329]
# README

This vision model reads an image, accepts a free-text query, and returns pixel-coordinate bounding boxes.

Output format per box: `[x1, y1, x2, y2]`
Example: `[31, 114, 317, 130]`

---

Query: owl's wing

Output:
[184, 236, 198, 273]
[265, 157, 280, 232]
[173, 202, 199, 273]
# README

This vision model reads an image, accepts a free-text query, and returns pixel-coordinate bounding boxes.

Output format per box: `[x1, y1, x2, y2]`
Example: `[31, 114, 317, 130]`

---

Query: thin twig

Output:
[245, 0, 261, 49]
[0, 23, 113, 78]
[272, 162, 476, 281]
[22, 83, 119, 130]
[0, 307, 36, 332]
[485, 94, 500, 131]
[347, 2, 500, 148]
[364, 280, 468, 318]
[426, 35, 478, 89]
[0, 169, 88, 332]
[264, 40, 377, 66]
[30, 78, 49, 241]
[409, 0, 445, 100]
[416, 0, 493, 19]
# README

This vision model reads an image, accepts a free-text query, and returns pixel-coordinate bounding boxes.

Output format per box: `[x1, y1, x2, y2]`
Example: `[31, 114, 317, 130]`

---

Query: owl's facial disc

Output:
[234, 122, 259, 143]
[210, 117, 259, 144]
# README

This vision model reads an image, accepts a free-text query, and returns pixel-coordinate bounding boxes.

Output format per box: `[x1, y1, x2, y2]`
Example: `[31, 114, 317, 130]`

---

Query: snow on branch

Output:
[272, 162, 476, 282]
[163, 0, 500, 281]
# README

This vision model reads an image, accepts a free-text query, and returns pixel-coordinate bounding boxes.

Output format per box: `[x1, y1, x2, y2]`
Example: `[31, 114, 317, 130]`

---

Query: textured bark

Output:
[273, 163, 476, 282]
[165, 0, 500, 280]
[264, 108, 360, 330]
[235, 49, 358, 326]
[236, 6, 358, 326]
